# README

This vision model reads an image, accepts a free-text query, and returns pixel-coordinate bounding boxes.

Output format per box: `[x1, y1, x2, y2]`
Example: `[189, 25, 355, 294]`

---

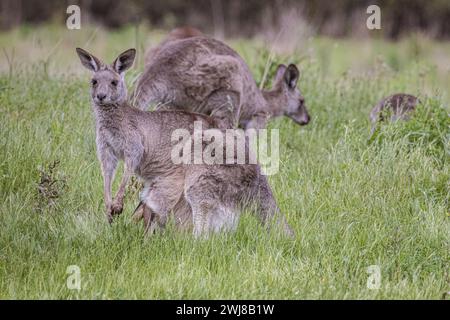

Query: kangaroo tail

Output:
[253, 174, 295, 238]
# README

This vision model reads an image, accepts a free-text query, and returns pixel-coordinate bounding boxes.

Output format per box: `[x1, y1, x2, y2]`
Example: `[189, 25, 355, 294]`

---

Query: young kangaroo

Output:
[369, 93, 419, 136]
[130, 36, 310, 129]
[76, 47, 294, 238]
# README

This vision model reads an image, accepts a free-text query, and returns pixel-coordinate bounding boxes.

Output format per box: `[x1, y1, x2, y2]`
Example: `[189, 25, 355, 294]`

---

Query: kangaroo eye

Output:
[111, 80, 118, 86]
[91, 79, 97, 86]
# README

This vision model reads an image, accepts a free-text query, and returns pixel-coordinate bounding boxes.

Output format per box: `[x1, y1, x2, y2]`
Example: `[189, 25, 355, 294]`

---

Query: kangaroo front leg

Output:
[110, 163, 133, 217]
[99, 150, 118, 223]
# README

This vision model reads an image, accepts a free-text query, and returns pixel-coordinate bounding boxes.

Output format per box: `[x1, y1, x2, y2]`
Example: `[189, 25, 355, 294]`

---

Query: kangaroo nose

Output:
[97, 93, 106, 101]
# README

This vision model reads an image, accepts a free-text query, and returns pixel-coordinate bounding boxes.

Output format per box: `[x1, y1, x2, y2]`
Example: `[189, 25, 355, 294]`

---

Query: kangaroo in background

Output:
[76, 47, 294, 238]
[131, 35, 310, 129]
[369, 93, 419, 136]
[144, 26, 203, 66]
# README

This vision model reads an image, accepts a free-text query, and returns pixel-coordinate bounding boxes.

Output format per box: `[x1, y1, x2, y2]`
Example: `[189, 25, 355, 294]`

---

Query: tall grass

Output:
[0, 25, 449, 299]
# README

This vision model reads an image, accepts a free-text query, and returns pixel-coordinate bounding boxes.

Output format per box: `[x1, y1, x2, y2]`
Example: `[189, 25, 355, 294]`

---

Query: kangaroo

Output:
[76, 47, 294, 238]
[144, 26, 203, 66]
[130, 36, 310, 129]
[370, 93, 419, 136]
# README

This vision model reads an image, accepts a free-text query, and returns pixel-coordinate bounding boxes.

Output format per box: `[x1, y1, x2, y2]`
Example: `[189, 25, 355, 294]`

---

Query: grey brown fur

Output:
[131, 35, 310, 129]
[144, 26, 203, 66]
[76, 47, 294, 238]
[370, 93, 419, 136]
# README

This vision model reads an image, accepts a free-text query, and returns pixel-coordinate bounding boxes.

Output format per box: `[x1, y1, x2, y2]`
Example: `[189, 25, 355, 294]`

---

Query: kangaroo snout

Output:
[293, 113, 310, 126]
[287, 103, 311, 125]
[297, 98, 310, 125]
[96, 93, 107, 102]
[301, 112, 311, 125]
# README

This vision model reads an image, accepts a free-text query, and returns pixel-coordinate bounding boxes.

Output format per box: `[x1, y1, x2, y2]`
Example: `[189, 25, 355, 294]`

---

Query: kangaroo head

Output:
[270, 64, 310, 125]
[76, 48, 136, 106]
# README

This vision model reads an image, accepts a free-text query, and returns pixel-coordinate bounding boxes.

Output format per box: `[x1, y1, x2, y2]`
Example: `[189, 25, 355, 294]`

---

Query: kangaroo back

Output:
[133, 36, 310, 130]
[144, 26, 203, 66]
[369, 93, 419, 136]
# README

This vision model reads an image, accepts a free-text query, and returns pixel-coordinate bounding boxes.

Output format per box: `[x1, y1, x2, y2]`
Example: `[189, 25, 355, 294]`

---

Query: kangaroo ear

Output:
[284, 64, 299, 89]
[112, 48, 136, 74]
[76, 48, 102, 72]
[273, 64, 287, 86]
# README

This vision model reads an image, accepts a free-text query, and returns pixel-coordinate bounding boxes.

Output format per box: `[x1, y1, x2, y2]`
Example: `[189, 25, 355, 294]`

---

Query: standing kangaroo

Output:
[76, 47, 294, 238]
[131, 35, 310, 129]
[369, 93, 419, 136]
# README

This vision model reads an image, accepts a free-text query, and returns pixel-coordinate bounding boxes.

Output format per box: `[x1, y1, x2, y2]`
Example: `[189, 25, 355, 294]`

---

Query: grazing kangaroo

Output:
[76, 47, 294, 238]
[131, 36, 310, 129]
[370, 93, 419, 136]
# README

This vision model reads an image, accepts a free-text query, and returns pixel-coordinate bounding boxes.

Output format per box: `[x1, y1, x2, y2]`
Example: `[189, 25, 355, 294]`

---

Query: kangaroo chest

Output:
[98, 125, 127, 160]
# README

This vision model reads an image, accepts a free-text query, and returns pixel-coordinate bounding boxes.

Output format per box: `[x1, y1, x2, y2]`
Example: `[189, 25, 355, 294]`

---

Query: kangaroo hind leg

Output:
[200, 89, 241, 129]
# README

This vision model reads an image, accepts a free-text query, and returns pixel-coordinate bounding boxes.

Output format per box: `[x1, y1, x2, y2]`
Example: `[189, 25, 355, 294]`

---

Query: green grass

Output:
[0, 25, 449, 299]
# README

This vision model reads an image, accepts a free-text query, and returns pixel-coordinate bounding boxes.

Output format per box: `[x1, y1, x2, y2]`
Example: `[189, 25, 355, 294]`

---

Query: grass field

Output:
[0, 25, 449, 299]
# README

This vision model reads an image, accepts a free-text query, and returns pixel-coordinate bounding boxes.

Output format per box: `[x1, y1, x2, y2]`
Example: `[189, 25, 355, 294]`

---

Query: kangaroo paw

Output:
[110, 200, 124, 216]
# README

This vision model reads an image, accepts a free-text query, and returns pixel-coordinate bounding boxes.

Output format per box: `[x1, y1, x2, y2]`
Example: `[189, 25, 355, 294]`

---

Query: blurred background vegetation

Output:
[1, 0, 449, 39]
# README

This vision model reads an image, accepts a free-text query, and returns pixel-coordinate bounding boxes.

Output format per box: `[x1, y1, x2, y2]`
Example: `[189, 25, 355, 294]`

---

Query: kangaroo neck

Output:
[261, 88, 284, 117]
[93, 102, 127, 129]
